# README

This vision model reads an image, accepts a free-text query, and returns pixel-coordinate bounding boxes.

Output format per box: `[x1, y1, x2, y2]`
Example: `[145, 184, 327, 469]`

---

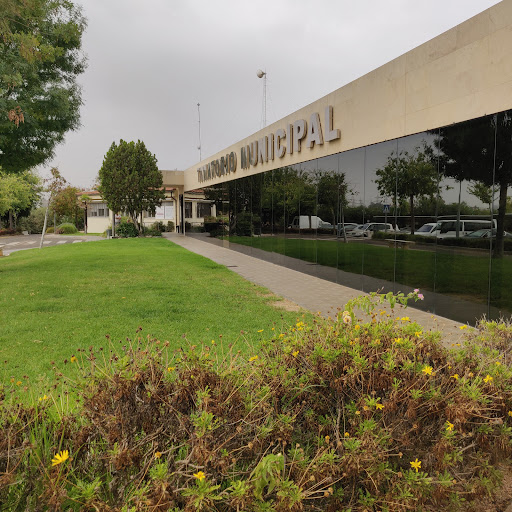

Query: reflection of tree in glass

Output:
[467, 182, 497, 213]
[375, 145, 438, 234]
[438, 112, 512, 257]
[205, 167, 351, 237]
[316, 170, 350, 236]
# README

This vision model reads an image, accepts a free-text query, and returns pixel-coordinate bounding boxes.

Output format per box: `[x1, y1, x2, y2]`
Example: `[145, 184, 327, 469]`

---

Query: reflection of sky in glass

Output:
[330, 130, 501, 210]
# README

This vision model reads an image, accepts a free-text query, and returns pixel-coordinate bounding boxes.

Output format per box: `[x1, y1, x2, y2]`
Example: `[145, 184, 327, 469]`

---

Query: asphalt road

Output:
[0, 233, 104, 255]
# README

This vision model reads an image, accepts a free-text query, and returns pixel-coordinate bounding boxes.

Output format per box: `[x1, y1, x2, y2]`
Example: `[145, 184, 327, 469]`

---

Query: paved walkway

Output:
[164, 233, 466, 345]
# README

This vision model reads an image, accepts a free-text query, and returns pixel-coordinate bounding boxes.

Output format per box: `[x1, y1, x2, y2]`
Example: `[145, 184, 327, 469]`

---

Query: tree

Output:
[0, 0, 87, 173]
[98, 140, 165, 231]
[375, 147, 438, 234]
[317, 170, 350, 235]
[467, 182, 497, 212]
[51, 186, 81, 220]
[0, 168, 41, 228]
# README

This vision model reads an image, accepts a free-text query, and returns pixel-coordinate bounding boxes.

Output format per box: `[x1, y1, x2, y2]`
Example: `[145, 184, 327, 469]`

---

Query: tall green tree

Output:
[375, 147, 438, 234]
[0, 168, 41, 228]
[98, 140, 165, 231]
[0, 0, 86, 173]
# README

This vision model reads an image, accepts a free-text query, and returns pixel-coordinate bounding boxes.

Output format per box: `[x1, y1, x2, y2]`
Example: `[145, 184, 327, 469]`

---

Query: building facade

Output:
[181, 2, 512, 325]
[84, 170, 215, 233]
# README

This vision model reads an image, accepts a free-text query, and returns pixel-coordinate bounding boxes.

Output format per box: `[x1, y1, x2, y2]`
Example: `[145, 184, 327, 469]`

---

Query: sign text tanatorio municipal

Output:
[196, 106, 340, 183]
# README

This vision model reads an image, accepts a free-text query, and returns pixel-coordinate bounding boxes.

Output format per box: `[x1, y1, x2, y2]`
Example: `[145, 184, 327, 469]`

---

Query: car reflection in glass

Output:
[465, 228, 512, 238]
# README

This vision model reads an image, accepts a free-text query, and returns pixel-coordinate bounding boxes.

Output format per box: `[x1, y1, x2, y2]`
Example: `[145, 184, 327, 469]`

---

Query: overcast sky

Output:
[46, 0, 502, 188]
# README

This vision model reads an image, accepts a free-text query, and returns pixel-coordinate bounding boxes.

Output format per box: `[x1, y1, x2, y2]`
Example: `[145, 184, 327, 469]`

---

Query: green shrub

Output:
[151, 221, 165, 232]
[144, 227, 162, 237]
[55, 223, 77, 234]
[1, 291, 512, 511]
[45, 226, 54, 233]
[116, 220, 138, 237]
[17, 207, 47, 234]
[0, 227, 16, 236]
[165, 220, 175, 232]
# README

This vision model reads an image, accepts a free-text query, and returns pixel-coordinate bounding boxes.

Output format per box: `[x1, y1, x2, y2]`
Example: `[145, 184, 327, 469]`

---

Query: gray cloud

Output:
[45, 0, 501, 187]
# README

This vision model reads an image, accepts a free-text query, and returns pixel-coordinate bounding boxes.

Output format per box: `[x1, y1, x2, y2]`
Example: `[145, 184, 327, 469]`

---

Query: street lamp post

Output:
[257, 69, 267, 127]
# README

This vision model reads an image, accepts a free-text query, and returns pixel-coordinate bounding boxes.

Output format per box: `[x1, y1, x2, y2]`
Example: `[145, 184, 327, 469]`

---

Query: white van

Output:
[416, 219, 496, 238]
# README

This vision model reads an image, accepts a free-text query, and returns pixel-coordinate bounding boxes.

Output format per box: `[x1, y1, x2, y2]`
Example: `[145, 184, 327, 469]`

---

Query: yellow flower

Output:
[167, 366, 175, 372]
[354, 325, 360, 330]
[292, 350, 299, 357]
[70, 356, 77, 363]
[344, 432, 350, 437]
[16, 381, 21, 386]
[193, 471, 206, 481]
[355, 410, 361, 415]
[483, 374, 493, 384]
[495, 361, 501, 366]
[508, 411, 512, 417]
[446, 421, 454, 431]
[401, 317, 410, 322]
[249, 356, 258, 362]
[450, 374, 459, 380]
[415, 331, 422, 337]
[374, 339, 381, 345]
[468, 372, 474, 377]
[325, 435, 330, 443]
[394, 338, 402, 344]
[278, 334, 285, 338]
[422, 365, 433, 376]
[51, 450, 69, 466]
[363, 405, 369, 411]
[376, 403, 384, 410]
[155, 451, 162, 459]
[211, 340, 215, 345]
[459, 325, 468, 330]
[257, 329, 264, 333]
[410, 458, 421, 472]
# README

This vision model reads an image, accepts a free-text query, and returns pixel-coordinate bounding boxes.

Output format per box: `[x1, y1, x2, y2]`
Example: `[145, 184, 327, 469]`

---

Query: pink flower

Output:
[414, 288, 420, 293]
[418, 294, 424, 300]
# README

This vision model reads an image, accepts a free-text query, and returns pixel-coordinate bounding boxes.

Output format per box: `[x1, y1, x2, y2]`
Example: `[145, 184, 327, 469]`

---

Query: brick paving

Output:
[164, 233, 467, 345]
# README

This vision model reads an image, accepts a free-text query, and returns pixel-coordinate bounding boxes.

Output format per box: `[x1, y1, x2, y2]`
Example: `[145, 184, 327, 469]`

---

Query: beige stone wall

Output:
[183, 1, 512, 192]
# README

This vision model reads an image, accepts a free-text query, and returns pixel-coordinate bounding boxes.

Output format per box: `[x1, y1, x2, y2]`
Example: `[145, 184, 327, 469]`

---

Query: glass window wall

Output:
[201, 109, 512, 325]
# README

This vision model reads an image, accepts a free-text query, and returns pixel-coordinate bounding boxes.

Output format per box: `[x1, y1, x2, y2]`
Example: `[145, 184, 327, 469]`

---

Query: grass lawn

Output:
[0, 238, 309, 385]
[226, 236, 512, 311]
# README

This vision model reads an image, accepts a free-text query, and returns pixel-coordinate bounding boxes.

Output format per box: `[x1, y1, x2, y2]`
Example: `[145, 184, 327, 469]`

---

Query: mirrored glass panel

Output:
[437, 115, 494, 322]
[337, 148, 365, 290]
[362, 139, 398, 294]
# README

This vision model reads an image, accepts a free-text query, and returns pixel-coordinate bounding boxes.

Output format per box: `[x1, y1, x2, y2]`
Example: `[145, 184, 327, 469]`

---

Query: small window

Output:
[197, 203, 212, 218]
[185, 202, 192, 218]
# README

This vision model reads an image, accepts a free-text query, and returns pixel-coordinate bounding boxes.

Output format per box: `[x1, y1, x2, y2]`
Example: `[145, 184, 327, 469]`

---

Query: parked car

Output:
[336, 222, 359, 236]
[465, 228, 512, 238]
[351, 222, 396, 238]
[415, 222, 439, 236]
